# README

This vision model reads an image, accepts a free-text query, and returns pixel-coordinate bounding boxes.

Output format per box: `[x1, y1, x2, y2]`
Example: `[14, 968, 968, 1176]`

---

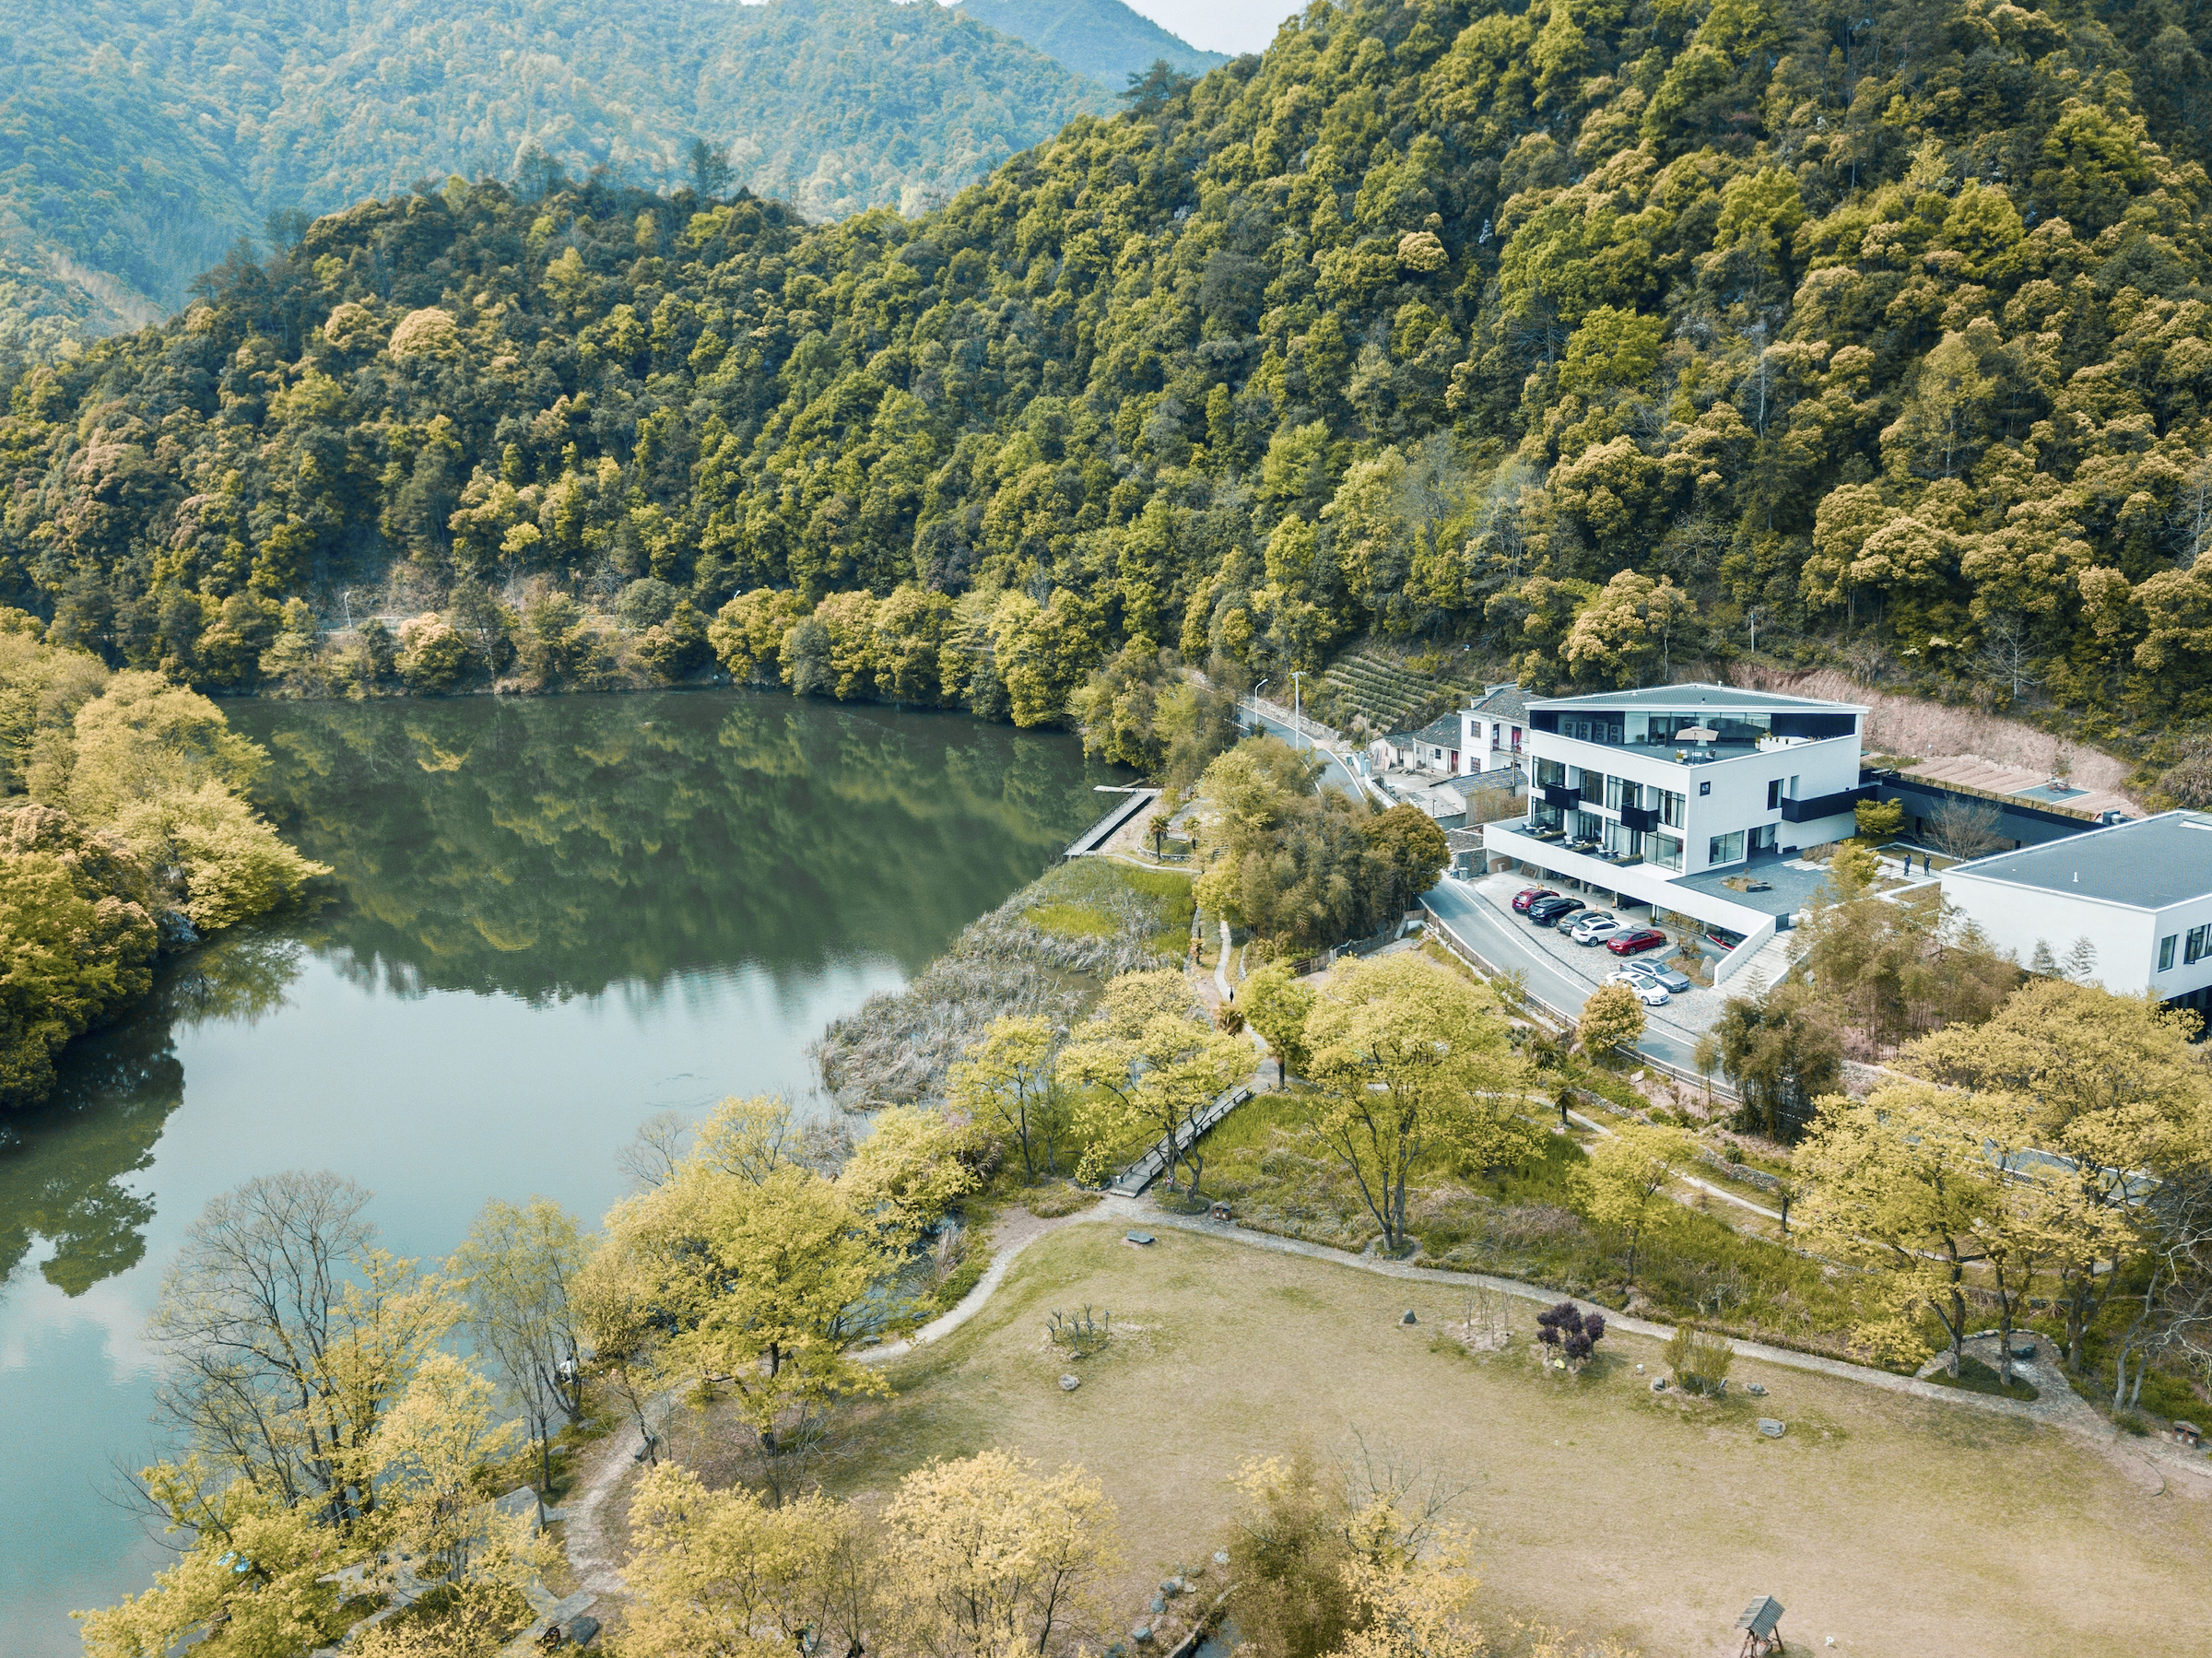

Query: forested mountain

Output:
[955, 0, 1232, 85]
[0, 0, 1108, 356]
[9, 0, 2212, 782]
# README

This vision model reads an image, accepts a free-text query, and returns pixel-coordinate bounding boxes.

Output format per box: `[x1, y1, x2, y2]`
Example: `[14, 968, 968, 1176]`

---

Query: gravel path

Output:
[558, 1185, 2209, 1601]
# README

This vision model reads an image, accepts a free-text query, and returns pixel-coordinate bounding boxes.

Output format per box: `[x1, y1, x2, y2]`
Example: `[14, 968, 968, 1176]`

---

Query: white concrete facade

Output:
[1524, 686, 1866, 878]
[1938, 813, 2212, 1005]
[1457, 710, 1525, 775]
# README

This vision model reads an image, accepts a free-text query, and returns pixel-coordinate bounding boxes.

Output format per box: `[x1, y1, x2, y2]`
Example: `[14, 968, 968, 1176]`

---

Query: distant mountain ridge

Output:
[0, 0, 1111, 358]
[953, 0, 1231, 85]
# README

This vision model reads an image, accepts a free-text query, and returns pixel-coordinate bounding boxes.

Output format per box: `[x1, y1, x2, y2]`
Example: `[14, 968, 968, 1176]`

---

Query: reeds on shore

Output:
[813, 859, 1188, 1110]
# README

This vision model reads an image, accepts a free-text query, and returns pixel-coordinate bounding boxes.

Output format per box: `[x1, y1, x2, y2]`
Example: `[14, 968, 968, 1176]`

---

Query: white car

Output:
[1604, 968, 1669, 1005]
[1570, 911, 1620, 946]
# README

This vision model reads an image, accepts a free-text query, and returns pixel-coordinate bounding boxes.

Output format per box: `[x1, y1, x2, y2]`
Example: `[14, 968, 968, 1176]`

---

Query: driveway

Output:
[1421, 873, 1724, 1073]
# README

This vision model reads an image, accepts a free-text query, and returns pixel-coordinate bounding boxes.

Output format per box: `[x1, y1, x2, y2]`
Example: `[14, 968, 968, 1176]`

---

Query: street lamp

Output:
[1290, 670, 1306, 749]
[1252, 676, 1270, 736]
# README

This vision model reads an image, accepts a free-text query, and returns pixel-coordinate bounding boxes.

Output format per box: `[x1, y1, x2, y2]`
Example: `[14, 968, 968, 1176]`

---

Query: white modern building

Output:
[1480, 683, 1871, 985]
[1939, 813, 2212, 1016]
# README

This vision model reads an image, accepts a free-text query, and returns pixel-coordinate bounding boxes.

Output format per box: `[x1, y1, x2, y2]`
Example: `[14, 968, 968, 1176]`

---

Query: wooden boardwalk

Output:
[1105, 1081, 1253, 1195]
[1065, 786, 1161, 857]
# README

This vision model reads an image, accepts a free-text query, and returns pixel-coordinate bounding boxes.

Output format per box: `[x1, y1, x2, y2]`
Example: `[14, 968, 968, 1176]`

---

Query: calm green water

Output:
[0, 689, 1113, 1655]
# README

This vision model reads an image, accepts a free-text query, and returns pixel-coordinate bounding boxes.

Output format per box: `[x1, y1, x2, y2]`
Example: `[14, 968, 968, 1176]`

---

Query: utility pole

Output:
[1747, 607, 1762, 657]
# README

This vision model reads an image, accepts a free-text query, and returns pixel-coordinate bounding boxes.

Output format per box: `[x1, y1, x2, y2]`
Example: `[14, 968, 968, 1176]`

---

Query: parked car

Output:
[1704, 926, 1745, 951]
[1624, 960, 1694, 994]
[1570, 912, 1621, 946]
[1528, 896, 1586, 927]
[1512, 887, 1558, 914]
[1605, 927, 1669, 957]
[1626, 979, 1670, 1006]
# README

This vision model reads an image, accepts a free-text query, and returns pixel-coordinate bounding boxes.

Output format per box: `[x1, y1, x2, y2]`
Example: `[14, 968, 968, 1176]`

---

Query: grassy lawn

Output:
[797, 1222, 2212, 1658]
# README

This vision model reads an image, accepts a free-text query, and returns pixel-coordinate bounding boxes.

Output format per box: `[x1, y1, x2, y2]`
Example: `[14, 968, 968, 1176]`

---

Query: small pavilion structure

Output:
[1735, 1595, 1786, 1656]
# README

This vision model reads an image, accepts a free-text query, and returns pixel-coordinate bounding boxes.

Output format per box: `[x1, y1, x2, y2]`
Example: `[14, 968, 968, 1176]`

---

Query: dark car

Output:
[1512, 887, 1558, 914]
[1606, 927, 1668, 957]
[1528, 896, 1586, 927]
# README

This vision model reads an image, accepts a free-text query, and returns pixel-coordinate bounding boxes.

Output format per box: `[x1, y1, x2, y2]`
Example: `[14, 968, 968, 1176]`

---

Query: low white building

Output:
[1458, 683, 1528, 776]
[1938, 812, 2212, 1017]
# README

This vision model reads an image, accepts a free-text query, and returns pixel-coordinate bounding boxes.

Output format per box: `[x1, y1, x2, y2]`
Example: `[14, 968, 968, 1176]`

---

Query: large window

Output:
[1605, 773, 1625, 810]
[1535, 758, 1566, 787]
[2161, 935, 2178, 971]
[1648, 833, 1683, 872]
[2187, 924, 2210, 966]
[1708, 829, 1746, 866]
[1661, 790, 1684, 828]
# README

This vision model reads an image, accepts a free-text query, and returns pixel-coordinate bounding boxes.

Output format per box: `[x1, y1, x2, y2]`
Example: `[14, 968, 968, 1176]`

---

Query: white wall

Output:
[1938, 873, 2212, 1000]
[1535, 732, 1861, 875]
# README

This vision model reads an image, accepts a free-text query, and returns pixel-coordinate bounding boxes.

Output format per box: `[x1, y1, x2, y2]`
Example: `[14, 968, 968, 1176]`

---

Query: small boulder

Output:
[1651, 1378, 1668, 1392]
[1400, 1309, 1418, 1325]
[1150, 1596, 1167, 1614]
[2011, 1340, 2037, 1360]
[1213, 1550, 1231, 1567]
[1745, 1382, 1766, 1396]
[1125, 1232, 1156, 1247]
[1160, 1580, 1181, 1598]
[1131, 1626, 1154, 1644]
[1059, 1374, 1081, 1392]
[1758, 1418, 1786, 1439]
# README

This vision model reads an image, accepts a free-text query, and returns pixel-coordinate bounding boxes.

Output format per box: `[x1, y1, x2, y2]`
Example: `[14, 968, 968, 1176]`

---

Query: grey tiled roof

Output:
[1465, 683, 1528, 720]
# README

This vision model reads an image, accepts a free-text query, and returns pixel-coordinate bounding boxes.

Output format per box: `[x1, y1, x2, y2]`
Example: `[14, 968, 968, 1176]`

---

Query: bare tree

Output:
[2171, 453, 2212, 565]
[147, 1171, 453, 1525]
[1973, 614, 2041, 701]
[1925, 796, 2005, 862]
[451, 1196, 591, 1496]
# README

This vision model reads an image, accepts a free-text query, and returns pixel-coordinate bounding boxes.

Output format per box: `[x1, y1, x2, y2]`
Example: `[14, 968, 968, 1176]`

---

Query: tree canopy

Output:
[13, 0, 2212, 757]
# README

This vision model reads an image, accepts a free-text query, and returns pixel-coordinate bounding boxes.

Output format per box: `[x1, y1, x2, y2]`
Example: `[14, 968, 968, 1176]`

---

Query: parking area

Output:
[1423, 873, 1725, 1068]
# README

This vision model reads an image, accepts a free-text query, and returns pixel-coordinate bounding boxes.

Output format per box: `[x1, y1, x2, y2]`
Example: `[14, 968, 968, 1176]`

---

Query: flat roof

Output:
[1944, 811, 2212, 908]
[1530, 682, 1866, 713]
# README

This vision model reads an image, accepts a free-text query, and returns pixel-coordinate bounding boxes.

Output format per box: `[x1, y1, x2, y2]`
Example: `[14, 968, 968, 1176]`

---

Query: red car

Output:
[1512, 887, 1559, 914]
[1605, 927, 1668, 957]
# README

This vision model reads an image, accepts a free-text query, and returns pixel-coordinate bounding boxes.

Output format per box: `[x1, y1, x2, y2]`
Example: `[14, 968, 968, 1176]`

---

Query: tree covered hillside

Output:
[0, 0, 1108, 355]
[10, 0, 2212, 773]
[956, 0, 1232, 85]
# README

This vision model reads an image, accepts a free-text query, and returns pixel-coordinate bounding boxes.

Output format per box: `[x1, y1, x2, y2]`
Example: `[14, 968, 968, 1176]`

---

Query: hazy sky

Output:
[932, 0, 1294, 58]
[1119, 0, 1295, 55]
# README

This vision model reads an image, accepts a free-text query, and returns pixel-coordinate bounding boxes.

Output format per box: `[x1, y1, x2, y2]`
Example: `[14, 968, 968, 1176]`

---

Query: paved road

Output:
[1421, 876, 1712, 1075]
[1248, 710, 1369, 801]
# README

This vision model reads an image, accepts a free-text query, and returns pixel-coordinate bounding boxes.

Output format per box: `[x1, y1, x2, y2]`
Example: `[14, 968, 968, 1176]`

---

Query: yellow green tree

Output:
[1064, 969, 1251, 1196]
[947, 1013, 1068, 1180]
[618, 1463, 867, 1658]
[879, 1450, 1123, 1658]
[1304, 955, 1534, 1254]
[1568, 1123, 1697, 1290]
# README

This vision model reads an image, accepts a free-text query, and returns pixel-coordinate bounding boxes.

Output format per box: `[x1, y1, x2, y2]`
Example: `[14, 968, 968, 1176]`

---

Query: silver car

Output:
[1623, 959, 1693, 994]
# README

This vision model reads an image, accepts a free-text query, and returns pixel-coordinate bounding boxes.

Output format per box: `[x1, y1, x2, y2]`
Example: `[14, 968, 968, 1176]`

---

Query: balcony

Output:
[1781, 785, 1872, 824]
[1619, 803, 1660, 833]
[1540, 782, 1581, 810]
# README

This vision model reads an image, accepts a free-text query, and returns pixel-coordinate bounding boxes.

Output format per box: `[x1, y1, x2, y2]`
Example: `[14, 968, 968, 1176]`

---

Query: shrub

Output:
[1535, 1300, 1606, 1370]
[1663, 1324, 1735, 1394]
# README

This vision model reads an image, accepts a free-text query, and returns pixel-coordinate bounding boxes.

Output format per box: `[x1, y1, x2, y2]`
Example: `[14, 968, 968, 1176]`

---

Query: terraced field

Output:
[1322, 647, 1482, 734]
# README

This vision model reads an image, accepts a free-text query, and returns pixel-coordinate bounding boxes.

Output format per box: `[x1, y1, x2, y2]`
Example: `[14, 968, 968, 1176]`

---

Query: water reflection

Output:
[0, 689, 1112, 1303]
[241, 690, 1088, 1000]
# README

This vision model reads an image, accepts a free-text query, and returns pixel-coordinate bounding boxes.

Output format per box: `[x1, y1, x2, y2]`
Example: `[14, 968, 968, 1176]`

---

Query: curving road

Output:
[1420, 876, 1714, 1075]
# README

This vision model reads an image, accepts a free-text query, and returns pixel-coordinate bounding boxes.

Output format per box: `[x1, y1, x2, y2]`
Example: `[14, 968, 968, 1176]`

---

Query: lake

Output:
[0, 688, 1114, 1655]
